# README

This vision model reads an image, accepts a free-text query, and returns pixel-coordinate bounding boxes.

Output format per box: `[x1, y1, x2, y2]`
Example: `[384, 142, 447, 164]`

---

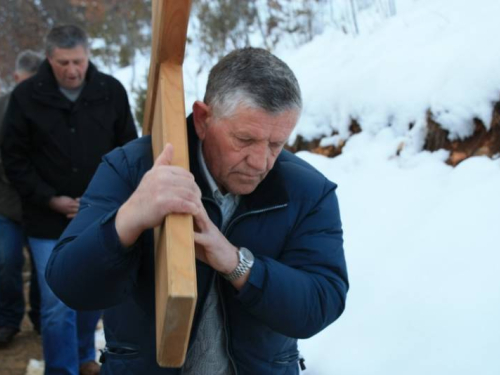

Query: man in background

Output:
[0, 50, 43, 347]
[1, 25, 137, 375]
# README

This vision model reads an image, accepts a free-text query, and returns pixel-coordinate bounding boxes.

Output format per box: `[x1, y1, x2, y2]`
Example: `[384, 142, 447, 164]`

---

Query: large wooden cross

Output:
[142, 0, 196, 368]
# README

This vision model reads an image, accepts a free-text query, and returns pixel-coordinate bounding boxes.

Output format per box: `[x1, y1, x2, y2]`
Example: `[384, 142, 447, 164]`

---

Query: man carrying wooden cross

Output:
[47, 47, 349, 375]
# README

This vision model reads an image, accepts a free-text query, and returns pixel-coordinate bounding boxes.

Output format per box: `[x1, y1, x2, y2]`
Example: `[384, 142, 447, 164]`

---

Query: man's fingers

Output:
[192, 207, 211, 232]
[194, 241, 208, 264]
[165, 198, 200, 216]
[160, 184, 202, 208]
[156, 170, 199, 192]
[193, 231, 210, 248]
[153, 143, 174, 167]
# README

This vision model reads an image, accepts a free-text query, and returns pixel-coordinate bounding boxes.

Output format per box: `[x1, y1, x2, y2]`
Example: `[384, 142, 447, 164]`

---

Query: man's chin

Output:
[62, 81, 83, 90]
[226, 180, 260, 196]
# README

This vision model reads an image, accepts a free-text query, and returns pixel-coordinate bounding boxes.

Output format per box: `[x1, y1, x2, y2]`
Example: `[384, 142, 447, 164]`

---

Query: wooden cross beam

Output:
[142, 0, 196, 368]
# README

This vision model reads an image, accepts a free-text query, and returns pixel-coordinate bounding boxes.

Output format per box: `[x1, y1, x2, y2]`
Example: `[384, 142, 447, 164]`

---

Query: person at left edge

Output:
[0, 50, 43, 348]
[1, 25, 137, 375]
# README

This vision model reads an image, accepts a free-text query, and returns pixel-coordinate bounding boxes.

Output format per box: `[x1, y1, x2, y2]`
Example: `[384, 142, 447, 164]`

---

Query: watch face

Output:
[240, 247, 255, 264]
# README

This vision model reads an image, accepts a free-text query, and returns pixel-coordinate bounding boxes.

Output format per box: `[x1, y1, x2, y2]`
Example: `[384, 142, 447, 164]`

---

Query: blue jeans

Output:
[0, 214, 40, 330]
[29, 237, 101, 375]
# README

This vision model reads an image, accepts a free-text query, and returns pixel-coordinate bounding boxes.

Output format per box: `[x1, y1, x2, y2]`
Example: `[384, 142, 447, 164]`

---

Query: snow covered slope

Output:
[282, 0, 500, 150]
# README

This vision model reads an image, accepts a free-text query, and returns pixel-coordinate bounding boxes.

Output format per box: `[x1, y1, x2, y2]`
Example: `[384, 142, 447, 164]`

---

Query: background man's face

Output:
[194, 102, 298, 195]
[47, 45, 89, 89]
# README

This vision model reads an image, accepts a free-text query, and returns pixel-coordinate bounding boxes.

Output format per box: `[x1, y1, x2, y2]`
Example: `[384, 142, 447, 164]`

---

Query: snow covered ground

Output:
[105, 0, 500, 374]
[291, 1, 500, 373]
[298, 136, 500, 374]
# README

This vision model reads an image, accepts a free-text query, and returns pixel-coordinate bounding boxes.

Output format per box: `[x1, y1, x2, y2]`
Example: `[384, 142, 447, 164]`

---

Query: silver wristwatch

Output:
[222, 247, 254, 281]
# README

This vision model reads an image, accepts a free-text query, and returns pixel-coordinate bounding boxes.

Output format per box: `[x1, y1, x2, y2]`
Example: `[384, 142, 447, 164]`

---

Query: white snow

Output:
[298, 134, 500, 374]
[25, 359, 44, 375]
[288, 1, 500, 373]
[96, 0, 500, 373]
[284, 0, 500, 144]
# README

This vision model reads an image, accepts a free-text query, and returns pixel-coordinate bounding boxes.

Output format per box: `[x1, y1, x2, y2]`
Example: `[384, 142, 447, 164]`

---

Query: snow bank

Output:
[298, 132, 500, 375]
[284, 0, 500, 146]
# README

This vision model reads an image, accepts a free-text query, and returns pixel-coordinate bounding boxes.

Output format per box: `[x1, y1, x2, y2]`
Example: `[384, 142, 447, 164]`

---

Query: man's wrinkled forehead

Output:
[49, 45, 89, 58]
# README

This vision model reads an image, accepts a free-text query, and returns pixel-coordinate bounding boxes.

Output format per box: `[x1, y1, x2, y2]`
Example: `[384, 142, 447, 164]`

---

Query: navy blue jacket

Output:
[46, 116, 348, 375]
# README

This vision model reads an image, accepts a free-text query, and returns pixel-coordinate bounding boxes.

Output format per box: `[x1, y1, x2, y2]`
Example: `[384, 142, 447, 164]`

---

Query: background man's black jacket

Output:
[1, 60, 137, 238]
[0, 92, 23, 223]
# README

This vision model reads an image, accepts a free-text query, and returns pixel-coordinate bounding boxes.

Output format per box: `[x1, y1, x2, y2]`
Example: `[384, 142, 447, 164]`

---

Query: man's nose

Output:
[246, 143, 268, 172]
[67, 64, 77, 76]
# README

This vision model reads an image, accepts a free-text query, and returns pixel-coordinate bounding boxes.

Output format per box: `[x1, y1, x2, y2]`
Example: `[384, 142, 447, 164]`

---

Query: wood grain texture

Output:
[144, 0, 191, 134]
[145, 0, 196, 368]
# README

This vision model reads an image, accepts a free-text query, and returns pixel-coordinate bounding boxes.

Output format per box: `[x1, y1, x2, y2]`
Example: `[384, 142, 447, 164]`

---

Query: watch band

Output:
[222, 247, 254, 281]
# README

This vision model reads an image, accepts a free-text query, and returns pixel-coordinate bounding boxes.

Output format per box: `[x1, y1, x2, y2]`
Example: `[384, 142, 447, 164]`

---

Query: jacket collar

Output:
[32, 59, 107, 108]
[186, 114, 289, 213]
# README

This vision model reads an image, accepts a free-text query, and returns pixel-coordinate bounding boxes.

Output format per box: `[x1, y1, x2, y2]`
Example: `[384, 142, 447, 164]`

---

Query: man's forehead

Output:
[224, 107, 298, 137]
[51, 46, 89, 60]
[224, 105, 298, 121]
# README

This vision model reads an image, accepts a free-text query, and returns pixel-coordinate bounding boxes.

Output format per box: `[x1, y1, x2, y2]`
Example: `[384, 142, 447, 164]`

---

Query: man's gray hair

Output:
[204, 47, 302, 118]
[45, 25, 89, 57]
[15, 50, 43, 74]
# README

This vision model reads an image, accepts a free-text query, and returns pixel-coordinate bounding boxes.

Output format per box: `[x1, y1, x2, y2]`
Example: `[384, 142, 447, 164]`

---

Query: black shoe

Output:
[0, 326, 20, 347]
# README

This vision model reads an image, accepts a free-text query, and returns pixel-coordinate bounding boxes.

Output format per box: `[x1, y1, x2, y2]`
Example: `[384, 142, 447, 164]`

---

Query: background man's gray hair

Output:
[15, 50, 43, 74]
[204, 47, 302, 118]
[45, 25, 89, 57]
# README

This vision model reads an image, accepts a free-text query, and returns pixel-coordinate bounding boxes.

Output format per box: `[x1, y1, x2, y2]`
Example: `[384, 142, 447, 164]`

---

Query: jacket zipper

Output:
[221, 202, 289, 375]
[202, 198, 289, 374]
[223, 203, 288, 237]
[202, 197, 239, 374]
[216, 274, 238, 375]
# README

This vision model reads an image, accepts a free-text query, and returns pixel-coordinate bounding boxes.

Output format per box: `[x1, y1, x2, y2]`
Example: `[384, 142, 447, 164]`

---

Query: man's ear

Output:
[192, 101, 211, 140]
[46, 54, 55, 69]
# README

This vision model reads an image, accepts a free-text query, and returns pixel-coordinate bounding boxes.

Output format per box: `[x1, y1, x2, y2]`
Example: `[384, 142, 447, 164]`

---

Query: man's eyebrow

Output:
[56, 58, 84, 62]
[234, 134, 253, 139]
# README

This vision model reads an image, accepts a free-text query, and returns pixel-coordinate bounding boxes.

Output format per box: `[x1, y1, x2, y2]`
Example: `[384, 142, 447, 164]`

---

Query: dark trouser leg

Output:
[0, 214, 24, 330]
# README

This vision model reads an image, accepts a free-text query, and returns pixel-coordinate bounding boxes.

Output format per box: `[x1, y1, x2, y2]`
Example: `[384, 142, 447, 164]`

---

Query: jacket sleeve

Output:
[0, 92, 57, 206]
[235, 180, 348, 339]
[46, 147, 142, 310]
[113, 81, 138, 146]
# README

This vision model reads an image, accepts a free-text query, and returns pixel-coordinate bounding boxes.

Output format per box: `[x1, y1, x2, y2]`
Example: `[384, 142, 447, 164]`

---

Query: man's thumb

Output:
[154, 143, 174, 167]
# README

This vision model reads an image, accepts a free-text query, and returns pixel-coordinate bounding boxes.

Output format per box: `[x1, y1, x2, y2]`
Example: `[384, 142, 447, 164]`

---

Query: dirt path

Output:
[0, 299, 43, 375]
[0, 251, 104, 375]
[1, 250, 44, 375]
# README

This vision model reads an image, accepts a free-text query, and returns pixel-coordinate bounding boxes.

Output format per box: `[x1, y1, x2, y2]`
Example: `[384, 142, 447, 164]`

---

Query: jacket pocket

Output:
[101, 342, 140, 360]
[272, 351, 300, 375]
[100, 342, 144, 375]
